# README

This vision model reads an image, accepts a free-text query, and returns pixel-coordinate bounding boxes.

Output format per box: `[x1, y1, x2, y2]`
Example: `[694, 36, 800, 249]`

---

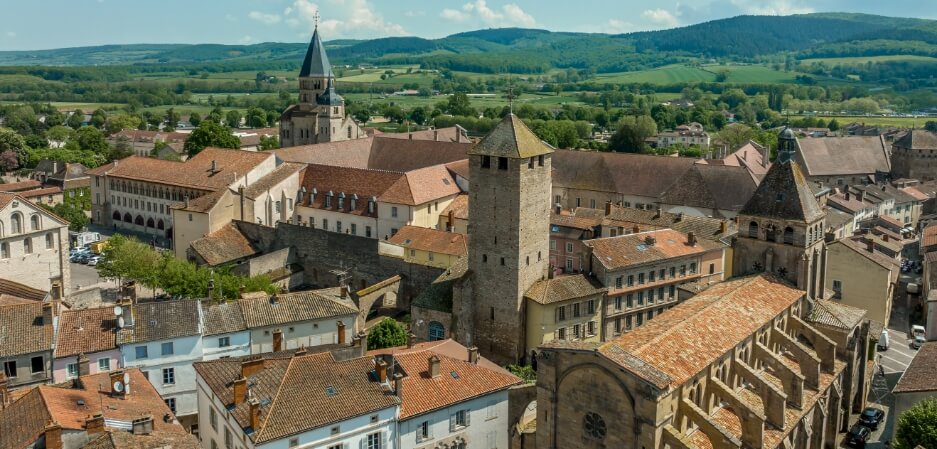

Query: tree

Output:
[367, 318, 407, 350]
[0, 129, 30, 169]
[827, 118, 840, 132]
[259, 135, 279, 150]
[110, 135, 134, 161]
[90, 109, 107, 129]
[105, 114, 142, 135]
[189, 112, 202, 127]
[0, 151, 18, 172]
[66, 111, 84, 130]
[923, 121, 937, 133]
[506, 364, 536, 383]
[718, 123, 755, 151]
[607, 115, 657, 153]
[47, 125, 75, 143]
[184, 120, 240, 157]
[446, 93, 476, 117]
[408, 107, 428, 125]
[226, 110, 242, 128]
[895, 398, 937, 449]
[163, 108, 180, 132]
[76, 126, 109, 154]
[245, 108, 267, 128]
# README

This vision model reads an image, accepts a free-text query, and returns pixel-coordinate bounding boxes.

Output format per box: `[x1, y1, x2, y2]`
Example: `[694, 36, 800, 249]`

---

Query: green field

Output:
[718, 65, 798, 83]
[595, 65, 717, 84]
[343, 91, 584, 110]
[800, 55, 937, 66]
[792, 115, 932, 127]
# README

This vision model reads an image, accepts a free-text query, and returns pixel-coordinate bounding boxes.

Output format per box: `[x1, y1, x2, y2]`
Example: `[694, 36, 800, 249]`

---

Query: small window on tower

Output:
[481, 156, 491, 168]
[528, 158, 535, 169]
[498, 157, 508, 170]
[538, 155, 544, 166]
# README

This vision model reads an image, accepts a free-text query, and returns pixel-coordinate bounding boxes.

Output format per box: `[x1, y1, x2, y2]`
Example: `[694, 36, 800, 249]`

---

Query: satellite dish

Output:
[117, 316, 125, 329]
[113, 381, 124, 393]
[114, 305, 123, 316]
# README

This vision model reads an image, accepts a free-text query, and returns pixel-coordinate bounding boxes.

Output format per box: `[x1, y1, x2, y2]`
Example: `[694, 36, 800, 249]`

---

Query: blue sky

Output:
[1, 0, 935, 51]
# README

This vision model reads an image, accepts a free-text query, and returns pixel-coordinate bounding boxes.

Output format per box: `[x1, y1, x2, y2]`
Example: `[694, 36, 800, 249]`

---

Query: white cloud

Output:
[239, 35, 254, 44]
[5, 31, 15, 38]
[642, 8, 680, 28]
[248, 11, 282, 25]
[285, 0, 408, 38]
[404, 10, 425, 18]
[729, 0, 814, 15]
[605, 19, 637, 33]
[442, 0, 538, 27]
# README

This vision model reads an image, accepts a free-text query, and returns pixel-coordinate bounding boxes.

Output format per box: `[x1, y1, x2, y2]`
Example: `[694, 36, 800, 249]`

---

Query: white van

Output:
[878, 330, 890, 350]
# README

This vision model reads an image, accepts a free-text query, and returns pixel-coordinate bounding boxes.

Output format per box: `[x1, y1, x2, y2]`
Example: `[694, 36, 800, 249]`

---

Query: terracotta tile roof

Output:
[807, 300, 867, 330]
[238, 289, 358, 329]
[0, 384, 49, 449]
[584, 229, 721, 271]
[740, 159, 824, 223]
[468, 114, 552, 159]
[391, 349, 520, 419]
[367, 138, 471, 172]
[901, 186, 930, 201]
[194, 352, 399, 443]
[271, 137, 375, 168]
[18, 186, 63, 199]
[0, 278, 47, 301]
[172, 188, 229, 213]
[831, 238, 900, 270]
[0, 180, 42, 192]
[894, 342, 937, 393]
[85, 148, 273, 191]
[55, 306, 117, 358]
[445, 159, 470, 180]
[584, 205, 736, 242]
[714, 141, 770, 176]
[0, 302, 53, 357]
[397, 164, 461, 205]
[598, 274, 804, 388]
[242, 163, 305, 200]
[387, 226, 467, 257]
[111, 129, 188, 143]
[105, 427, 200, 449]
[923, 225, 937, 248]
[300, 163, 403, 215]
[551, 212, 601, 231]
[116, 300, 202, 345]
[201, 300, 247, 336]
[525, 274, 606, 305]
[189, 223, 260, 266]
[828, 193, 868, 213]
[795, 136, 890, 176]
[440, 194, 468, 220]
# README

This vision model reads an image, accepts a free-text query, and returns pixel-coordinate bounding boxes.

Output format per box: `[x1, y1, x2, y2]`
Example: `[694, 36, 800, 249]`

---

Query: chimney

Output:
[676, 212, 684, 222]
[51, 281, 62, 301]
[42, 301, 53, 327]
[632, 225, 640, 234]
[408, 133, 413, 140]
[845, 191, 851, 201]
[294, 345, 306, 356]
[456, 126, 464, 143]
[85, 413, 105, 435]
[78, 353, 91, 377]
[238, 285, 246, 298]
[856, 190, 865, 202]
[232, 378, 247, 405]
[376, 359, 388, 383]
[645, 236, 657, 246]
[337, 321, 346, 345]
[866, 239, 874, 253]
[358, 331, 369, 357]
[109, 371, 128, 397]
[467, 346, 479, 364]
[406, 332, 415, 349]
[548, 264, 555, 279]
[340, 285, 348, 299]
[393, 372, 404, 400]
[605, 201, 612, 215]
[210, 160, 217, 173]
[883, 234, 889, 242]
[655, 206, 662, 218]
[249, 398, 261, 431]
[433, 130, 439, 141]
[720, 220, 729, 235]
[43, 423, 63, 449]
[241, 359, 265, 379]
[687, 232, 697, 246]
[555, 203, 562, 215]
[428, 355, 441, 378]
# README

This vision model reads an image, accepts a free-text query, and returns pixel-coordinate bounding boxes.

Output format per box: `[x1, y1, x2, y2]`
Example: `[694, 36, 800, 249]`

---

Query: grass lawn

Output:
[594, 65, 717, 84]
[0, 101, 124, 111]
[343, 92, 583, 110]
[719, 65, 798, 83]
[800, 55, 937, 66]
[792, 115, 933, 128]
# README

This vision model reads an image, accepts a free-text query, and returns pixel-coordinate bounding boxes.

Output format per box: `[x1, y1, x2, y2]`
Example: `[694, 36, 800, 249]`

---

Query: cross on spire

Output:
[314, 10, 320, 29]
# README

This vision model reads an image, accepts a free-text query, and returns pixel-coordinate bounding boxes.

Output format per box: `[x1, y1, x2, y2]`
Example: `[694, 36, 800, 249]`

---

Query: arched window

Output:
[748, 221, 758, 238]
[146, 217, 155, 228]
[123, 213, 132, 223]
[783, 227, 794, 245]
[157, 219, 164, 230]
[30, 214, 40, 231]
[428, 321, 445, 341]
[134, 215, 144, 226]
[10, 213, 22, 234]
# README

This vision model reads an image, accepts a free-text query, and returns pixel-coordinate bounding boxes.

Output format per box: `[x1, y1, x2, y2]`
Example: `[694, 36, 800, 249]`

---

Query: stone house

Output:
[0, 300, 56, 389]
[382, 225, 467, 269]
[825, 238, 899, 335]
[524, 274, 606, 351]
[892, 341, 937, 419]
[52, 306, 120, 383]
[237, 288, 359, 354]
[0, 192, 70, 294]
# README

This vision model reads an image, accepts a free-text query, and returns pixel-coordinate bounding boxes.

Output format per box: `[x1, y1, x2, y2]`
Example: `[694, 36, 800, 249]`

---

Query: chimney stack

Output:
[340, 285, 348, 299]
[428, 355, 441, 378]
[232, 378, 247, 405]
[85, 413, 105, 435]
[51, 281, 62, 301]
[393, 372, 404, 400]
[433, 129, 439, 141]
[845, 191, 851, 201]
[605, 201, 612, 215]
[406, 332, 415, 349]
[467, 346, 479, 364]
[78, 353, 90, 377]
[42, 301, 53, 327]
[645, 236, 657, 246]
[408, 133, 413, 140]
[883, 234, 889, 242]
[43, 423, 63, 449]
[241, 359, 265, 379]
[676, 213, 684, 222]
[720, 220, 728, 235]
[548, 264, 555, 279]
[555, 203, 561, 215]
[337, 321, 346, 345]
[358, 331, 369, 357]
[866, 239, 874, 253]
[210, 160, 217, 173]
[687, 232, 697, 246]
[249, 398, 261, 431]
[376, 359, 388, 383]
[763, 145, 769, 168]
[109, 371, 128, 397]
[632, 225, 640, 234]
[655, 206, 662, 218]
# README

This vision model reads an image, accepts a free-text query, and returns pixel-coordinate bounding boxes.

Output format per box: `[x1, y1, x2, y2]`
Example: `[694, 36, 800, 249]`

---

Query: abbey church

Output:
[279, 23, 365, 147]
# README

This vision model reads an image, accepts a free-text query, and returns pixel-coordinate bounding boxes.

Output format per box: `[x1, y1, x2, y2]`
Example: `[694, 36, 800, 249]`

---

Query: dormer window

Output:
[351, 194, 358, 211]
[311, 188, 318, 206]
[325, 191, 333, 208]
[338, 192, 345, 210]
[368, 197, 376, 215]
[298, 187, 306, 203]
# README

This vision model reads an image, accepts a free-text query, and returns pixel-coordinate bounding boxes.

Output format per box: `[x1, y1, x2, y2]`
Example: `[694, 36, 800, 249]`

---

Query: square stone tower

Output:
[466, 114, 553, 364]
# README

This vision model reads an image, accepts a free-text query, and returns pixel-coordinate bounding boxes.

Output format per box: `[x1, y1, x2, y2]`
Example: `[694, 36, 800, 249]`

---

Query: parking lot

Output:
[877, 328, 917, 375]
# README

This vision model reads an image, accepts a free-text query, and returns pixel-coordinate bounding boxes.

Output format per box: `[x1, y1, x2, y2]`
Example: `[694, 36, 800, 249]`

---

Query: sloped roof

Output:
[525, 274, 606, 305]
[832, 238, 901, 270]
[893, 129, 937, 150]
[589, 205, 736, 242]
[739, 158, 824, 223]
[0, 302, 53, 357]
[299, 28, 331, 78]
[796, 136, 890, 176]
[242, 163, 305, 200]
[894, 342, 937, 393]
[238, 289, 358, 329]
[807, 300, 866, 330]
[190, 223, 261, 266]
[387, 226, 467, 257]
[552, 150, 699, 199]
[468, 114, 552, 159]
[55, 306, 118, 358]
[367, 137, 470, 172]
[440, 194, 468, 220]
[0, 278, 47, 301]
[317, 77, 344, 106]
[585, 229, 722, 271]
[201, 300, 247, 336]
[116, 300, 202, 345]
[272, 137, 374, 168]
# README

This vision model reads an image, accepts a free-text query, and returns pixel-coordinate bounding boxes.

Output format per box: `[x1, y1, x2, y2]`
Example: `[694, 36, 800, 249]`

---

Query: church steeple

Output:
[777, 126, 797, 164]
[299, 26, 331, 78]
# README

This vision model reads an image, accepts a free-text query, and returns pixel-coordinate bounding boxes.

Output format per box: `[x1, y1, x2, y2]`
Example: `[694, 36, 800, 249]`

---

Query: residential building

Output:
[549, 212, 599, 275]
[656, 122, 710, 149]
[52, 306, 120, 382]
[201, 300, 251, 361]
[0, 368, 197, 449]
[108, 129, 189, 158]
[31, 160, 91, 190]
[238, 288, 359, 354]
[584, 229, 725, 338]
[438, 194, 468, 234]
[699, 140, 771, 179]
[0, 300, 55, 389]
[893, 341, 937, 419]
[116, 299, 204, 426]
[825, 238, 899, 331]
[794, 136, 890, 185]
[279, 23, 365, 147]
[382, 225, 467, 269]
[733, 128, 828, 300]
[237, 162, 307, 227]
[524, 274, 606, 351]
[537, 274, 859, 449]
[0, 192, 70, 293]
[194, 348, 399, 449]
[806, 299, 872, 415]
[891, 129, 937, 181]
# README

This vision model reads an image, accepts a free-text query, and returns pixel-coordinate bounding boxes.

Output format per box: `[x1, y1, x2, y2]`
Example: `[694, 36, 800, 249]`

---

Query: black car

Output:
[859, 407, 885, 429]
[847, 424, 872, 448]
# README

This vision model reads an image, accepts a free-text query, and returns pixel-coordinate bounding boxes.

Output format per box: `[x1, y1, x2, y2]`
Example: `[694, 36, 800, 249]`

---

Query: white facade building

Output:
[0, 192, 70, 294]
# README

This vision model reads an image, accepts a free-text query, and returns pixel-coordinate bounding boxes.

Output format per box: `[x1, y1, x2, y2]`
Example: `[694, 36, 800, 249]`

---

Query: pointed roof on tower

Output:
[739, 127, 824, 223]
[318, 76, 344, 106]
[300, 26, 331, 78]
[468, 114, 553, 159]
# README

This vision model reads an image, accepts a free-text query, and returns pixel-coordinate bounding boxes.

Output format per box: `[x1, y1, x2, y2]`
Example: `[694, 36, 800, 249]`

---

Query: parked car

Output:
[87, 256, 102, 267]
[912, 335, 925, 349]
[858, 407, 885, 430]
[878, 330, 890, 351]
[846, 424, 871, 448]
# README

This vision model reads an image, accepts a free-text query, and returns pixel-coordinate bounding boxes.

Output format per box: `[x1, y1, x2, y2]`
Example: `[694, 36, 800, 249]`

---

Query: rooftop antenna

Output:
[507, 73, 515, 114]
[329, 262, 353, 289]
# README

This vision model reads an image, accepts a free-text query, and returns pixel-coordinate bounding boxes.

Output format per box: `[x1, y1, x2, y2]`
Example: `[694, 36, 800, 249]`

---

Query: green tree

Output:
[446, 93, 476, 117]
[827, 118, 840, 132]
[105, 114, 142, 134]
[367, 318, 407, 350]
[90, 109, 107, 129]
[66, 111, 84, 130]
[75, 126, 109, 154]
[110, 135, 134, 161]
[189, 112, 202, 127]
[245, 107, 267, 128]
[163, 108, 180, 132]
[895, 398, 937, 449]
[259, 135, 279, 150]
[607, 115, 657, 153]
[184, 120, 240, 157]
[0, 129, 30, 169]
[408, 107, 428, 125]
[47, 125, 74, 143]
[226, 110, 242, 128]
[717, 123, 755, 151]
[925, 121, 937, 133]
[506, 364, 536, 383]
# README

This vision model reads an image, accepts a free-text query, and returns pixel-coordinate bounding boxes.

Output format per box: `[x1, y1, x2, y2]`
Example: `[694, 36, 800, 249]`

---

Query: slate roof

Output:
[0, 302, 53, 357]
[893, 129, 937, 150]
[317, 77, 344, 106]
[739, 157, 824, 223]
[525, 274, 606, 305]
[54, 306, 118, 358]
[388, 226, 467, 257]
[299, 27, 331, 78]
[367, 138, 470, 172]
[194, 352, 399, 443]
[597, 274, 803, 388]
[795, 136, 890, 176]
[242, 162, 305, 200]
[807, 300, 867, 330]
[189, 223, 260, 266]
[552, 150, 696, 198]
[893, 341, 937, 393]
[468, 114, 552, 159]
[273, 137, 375, 168]
[238, 290, 358, 329]
[0, 278, 47, 301]
[116, 300, 202, 345]
[201, 300, 247, 336]
[585, 229, 722, 271]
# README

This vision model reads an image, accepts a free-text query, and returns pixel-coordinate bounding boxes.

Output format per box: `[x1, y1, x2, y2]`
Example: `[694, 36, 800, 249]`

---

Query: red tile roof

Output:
[0, 302, 54, 357]
[923, 225, 937, 248]
[440, 194, 468, 220]
[585, 229, 721, 270]
[894, 342, 937, 393]
[0, 180, 42, 192]
[387, 226, 467, 257]
[54, 306, 118, 358]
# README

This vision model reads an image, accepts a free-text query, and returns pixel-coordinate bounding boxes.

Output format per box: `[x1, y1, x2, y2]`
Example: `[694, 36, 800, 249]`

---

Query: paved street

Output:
[877, 328, 917, 375]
